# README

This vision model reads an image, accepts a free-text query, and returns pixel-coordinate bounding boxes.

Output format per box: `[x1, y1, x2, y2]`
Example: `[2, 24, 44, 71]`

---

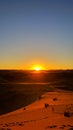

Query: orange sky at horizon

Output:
[0, 60, 73, 70]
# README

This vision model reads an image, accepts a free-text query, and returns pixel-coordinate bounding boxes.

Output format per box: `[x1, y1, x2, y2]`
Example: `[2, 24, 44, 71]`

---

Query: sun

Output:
[30, 65, 45, 71]
[34, 66, 41, 71]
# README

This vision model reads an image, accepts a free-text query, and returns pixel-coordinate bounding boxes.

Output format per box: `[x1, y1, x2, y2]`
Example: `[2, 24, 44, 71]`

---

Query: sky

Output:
[0, 0, 73, 70]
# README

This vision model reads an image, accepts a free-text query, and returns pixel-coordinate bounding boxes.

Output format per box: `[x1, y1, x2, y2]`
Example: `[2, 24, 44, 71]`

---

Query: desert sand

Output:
[0, 90, 73, 130]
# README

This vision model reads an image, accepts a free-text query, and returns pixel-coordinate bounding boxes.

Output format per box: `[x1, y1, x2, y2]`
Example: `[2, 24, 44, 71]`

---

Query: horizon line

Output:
[0, 69, 73, 71]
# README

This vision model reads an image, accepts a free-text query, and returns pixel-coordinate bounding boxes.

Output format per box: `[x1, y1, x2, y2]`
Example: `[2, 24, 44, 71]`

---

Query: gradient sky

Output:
[0, 0, 73, 70]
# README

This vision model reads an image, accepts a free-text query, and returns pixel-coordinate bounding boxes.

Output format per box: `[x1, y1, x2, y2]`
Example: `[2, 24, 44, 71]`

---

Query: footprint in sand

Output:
[45, 125, 57, 129]
[0, 128, 11, 130]
[67, 128, 73, 130]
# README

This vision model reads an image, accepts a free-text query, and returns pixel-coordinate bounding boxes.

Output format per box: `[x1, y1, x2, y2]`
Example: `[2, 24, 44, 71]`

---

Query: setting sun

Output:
[30, 65, 46, 71]
[34, 66, 41, 71]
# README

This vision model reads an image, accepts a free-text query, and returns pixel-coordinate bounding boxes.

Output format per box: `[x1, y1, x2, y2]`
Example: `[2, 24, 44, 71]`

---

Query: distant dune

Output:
[0, 70, 73, 83]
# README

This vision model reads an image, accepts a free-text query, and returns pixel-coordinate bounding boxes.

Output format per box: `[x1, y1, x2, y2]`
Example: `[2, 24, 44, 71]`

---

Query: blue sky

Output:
[0, 0, 73, 69]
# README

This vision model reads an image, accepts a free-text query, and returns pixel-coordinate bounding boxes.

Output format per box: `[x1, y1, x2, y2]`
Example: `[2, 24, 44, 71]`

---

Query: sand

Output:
[0, 90, 73, 130]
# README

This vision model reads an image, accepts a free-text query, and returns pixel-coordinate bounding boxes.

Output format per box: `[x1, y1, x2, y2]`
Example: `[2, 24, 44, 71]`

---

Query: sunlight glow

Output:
[34, 66, 41, 71]
[30, 65, 46, 71]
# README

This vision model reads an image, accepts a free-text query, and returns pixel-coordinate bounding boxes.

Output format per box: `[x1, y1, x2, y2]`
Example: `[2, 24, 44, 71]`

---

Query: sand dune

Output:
[0, 91, 73, 130]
